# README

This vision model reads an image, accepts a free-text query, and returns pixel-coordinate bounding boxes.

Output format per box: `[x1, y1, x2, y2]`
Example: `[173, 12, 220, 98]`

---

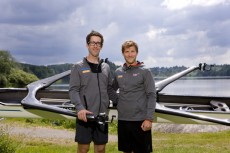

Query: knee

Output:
[94, 144, 105, 153]
[77, 144, 90, 153]
[78, 148, 89, 153]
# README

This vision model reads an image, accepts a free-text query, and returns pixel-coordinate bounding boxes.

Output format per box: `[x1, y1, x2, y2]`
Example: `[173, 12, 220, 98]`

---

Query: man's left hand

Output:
[141, 120, 152, 131]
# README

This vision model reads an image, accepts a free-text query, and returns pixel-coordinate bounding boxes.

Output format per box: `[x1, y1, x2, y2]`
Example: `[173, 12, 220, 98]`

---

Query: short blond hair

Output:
[121, 40, 138, 53]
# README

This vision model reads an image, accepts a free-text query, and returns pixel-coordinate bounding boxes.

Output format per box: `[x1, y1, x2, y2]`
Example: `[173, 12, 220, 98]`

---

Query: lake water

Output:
[50, 78, 230, 97]
[157, 78, 230, 97]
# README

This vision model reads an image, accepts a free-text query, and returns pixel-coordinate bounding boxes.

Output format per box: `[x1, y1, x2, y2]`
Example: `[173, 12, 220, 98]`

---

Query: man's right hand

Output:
[77, 109, 93, 122]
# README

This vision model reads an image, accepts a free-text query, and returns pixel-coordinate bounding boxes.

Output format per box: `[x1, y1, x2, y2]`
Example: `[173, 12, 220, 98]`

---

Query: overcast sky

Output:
[0, 0, 230, 67]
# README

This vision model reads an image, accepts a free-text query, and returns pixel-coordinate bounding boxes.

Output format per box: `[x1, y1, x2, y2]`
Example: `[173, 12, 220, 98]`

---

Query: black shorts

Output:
[118, 120, 152, 153]
[75, 119, 108, 145]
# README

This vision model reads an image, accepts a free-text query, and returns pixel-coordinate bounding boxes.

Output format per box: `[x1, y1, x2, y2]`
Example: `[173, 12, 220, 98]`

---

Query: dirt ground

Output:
[0, 121, 118, 143]
[1, 121, 230, 143]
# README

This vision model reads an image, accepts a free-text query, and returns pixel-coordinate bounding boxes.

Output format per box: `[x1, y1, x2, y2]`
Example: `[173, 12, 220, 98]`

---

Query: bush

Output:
[0, 75, 7, 87]
[8, 69, 38, 87]
[0, 127, 18, 153]
[23, 118, 76, 129]
[40, 119, 76, 129]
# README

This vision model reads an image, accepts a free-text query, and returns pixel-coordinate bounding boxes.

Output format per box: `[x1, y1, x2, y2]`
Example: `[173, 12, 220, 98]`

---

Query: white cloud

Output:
[0, 0, 230, 67]
[218, 49, 230, 64]
[113, 61, 123, 67]
[161, 0, 192, 10]
[161, 0, 229, 10]
[146, 26, 167, 40]
[192, 0, 229, 6]
[101, 22, 120, 41]
[166, 49, 175, 56]
[143, 56, 158, 68]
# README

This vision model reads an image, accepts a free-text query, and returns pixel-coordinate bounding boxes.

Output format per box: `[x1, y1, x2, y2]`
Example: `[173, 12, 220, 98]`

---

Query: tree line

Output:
[150, 64, 230, 77]
[0, 51, 38, 87]
[0, 50, 230, 88]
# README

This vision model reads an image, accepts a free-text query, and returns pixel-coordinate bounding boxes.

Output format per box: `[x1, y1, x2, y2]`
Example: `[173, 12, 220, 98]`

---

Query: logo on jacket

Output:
[116, 71, 124, 78]
[117, 75, 123, 78]
[133, 73, 140, 76]
[81, 67, 91, 73]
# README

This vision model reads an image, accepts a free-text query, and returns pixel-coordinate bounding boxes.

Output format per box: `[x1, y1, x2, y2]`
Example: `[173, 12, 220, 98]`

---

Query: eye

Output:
[88, 41, 102, 47]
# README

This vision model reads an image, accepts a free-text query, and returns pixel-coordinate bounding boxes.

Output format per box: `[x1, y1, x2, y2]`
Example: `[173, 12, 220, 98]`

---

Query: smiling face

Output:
[87, 36, 102, 58]
[123, 46, 138, 66]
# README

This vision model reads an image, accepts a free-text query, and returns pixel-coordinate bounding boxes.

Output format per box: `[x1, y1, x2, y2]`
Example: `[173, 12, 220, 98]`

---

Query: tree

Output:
[0, 75, 7, 87]
[0, 50, 17, 75]
[0, 50, 38, 87]
[8, 69, 38, 88]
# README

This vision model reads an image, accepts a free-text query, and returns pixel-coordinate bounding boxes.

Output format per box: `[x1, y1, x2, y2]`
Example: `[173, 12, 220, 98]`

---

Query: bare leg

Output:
[77, 143, 90, 153]
[94, 144, 106, 153]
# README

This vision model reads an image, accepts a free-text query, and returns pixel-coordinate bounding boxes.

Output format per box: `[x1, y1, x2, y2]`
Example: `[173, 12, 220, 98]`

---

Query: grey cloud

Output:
[0, 0, 84, 25]
[0, 0, 230, 67]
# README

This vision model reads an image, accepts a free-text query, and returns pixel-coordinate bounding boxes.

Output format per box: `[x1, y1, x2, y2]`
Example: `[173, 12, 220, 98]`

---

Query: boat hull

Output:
[1, 104, 230, 126]
[1, 89, 230, 125]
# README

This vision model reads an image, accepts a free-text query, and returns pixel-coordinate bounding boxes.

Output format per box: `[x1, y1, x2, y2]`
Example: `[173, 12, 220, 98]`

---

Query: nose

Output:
[128, 52, 133, 57]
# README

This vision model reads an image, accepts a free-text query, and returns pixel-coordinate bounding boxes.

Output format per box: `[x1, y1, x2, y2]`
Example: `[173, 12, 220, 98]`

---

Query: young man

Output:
[112, 40, 156, 153]
[69, 30, 116, 153]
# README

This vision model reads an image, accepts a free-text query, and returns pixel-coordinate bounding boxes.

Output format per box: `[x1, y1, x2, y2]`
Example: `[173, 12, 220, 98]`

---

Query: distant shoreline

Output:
[155, 76, 230, 80]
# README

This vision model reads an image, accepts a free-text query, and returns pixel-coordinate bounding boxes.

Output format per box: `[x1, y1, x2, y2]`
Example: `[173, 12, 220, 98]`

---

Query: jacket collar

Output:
[122, 61, 144, 71]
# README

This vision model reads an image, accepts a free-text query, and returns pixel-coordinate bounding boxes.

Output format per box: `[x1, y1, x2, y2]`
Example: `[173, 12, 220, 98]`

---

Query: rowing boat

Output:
[0, 63, 230, 126]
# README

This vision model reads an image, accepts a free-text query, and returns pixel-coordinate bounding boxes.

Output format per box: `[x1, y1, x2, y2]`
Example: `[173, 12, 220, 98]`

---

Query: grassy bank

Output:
[7, 130, 230, 153]
[1, 118, 230, 153]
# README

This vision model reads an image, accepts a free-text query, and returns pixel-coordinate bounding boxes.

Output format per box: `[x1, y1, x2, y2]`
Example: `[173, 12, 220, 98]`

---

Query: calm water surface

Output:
[158, 78, 230, 97]
[51, 78, 230, 97]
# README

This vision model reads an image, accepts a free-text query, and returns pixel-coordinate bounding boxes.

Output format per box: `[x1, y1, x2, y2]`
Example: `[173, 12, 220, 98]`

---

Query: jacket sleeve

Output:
[107, 69, 119, 107]
[144, 69, 156, 121]
[69, 65, 85, 113]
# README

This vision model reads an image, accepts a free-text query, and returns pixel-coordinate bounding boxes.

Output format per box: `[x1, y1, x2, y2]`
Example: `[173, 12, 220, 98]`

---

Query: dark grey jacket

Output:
[112, 63, 156, 121]
[69, 58, 115, 116]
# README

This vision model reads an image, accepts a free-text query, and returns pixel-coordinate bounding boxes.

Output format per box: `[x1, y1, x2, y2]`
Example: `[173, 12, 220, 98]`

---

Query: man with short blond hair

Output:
[113, 40, 156, 153]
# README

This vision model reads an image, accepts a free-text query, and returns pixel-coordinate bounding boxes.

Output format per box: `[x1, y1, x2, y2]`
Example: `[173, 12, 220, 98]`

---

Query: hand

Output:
[141, 120, 152, 131]
[77, 109, 93, 122]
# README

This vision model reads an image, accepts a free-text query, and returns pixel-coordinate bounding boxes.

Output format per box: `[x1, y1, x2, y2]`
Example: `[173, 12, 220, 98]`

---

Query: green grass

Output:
[153, 131, 230, 153]
[15, 142, 76, 153]
[13, 139, 118, 153]
[3, 118, 76, 130]
[2, 118, 230, 153]
[4, 118, 118, 134]
[8, 130, 230, 153]
[0, 126, 18, 153]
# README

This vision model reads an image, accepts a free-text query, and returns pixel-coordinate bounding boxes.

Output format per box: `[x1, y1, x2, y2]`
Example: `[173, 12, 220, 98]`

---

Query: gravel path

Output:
[0, 122, 118, 142]
[1, 122, 230, 143]
[153, 123, 230, 133]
